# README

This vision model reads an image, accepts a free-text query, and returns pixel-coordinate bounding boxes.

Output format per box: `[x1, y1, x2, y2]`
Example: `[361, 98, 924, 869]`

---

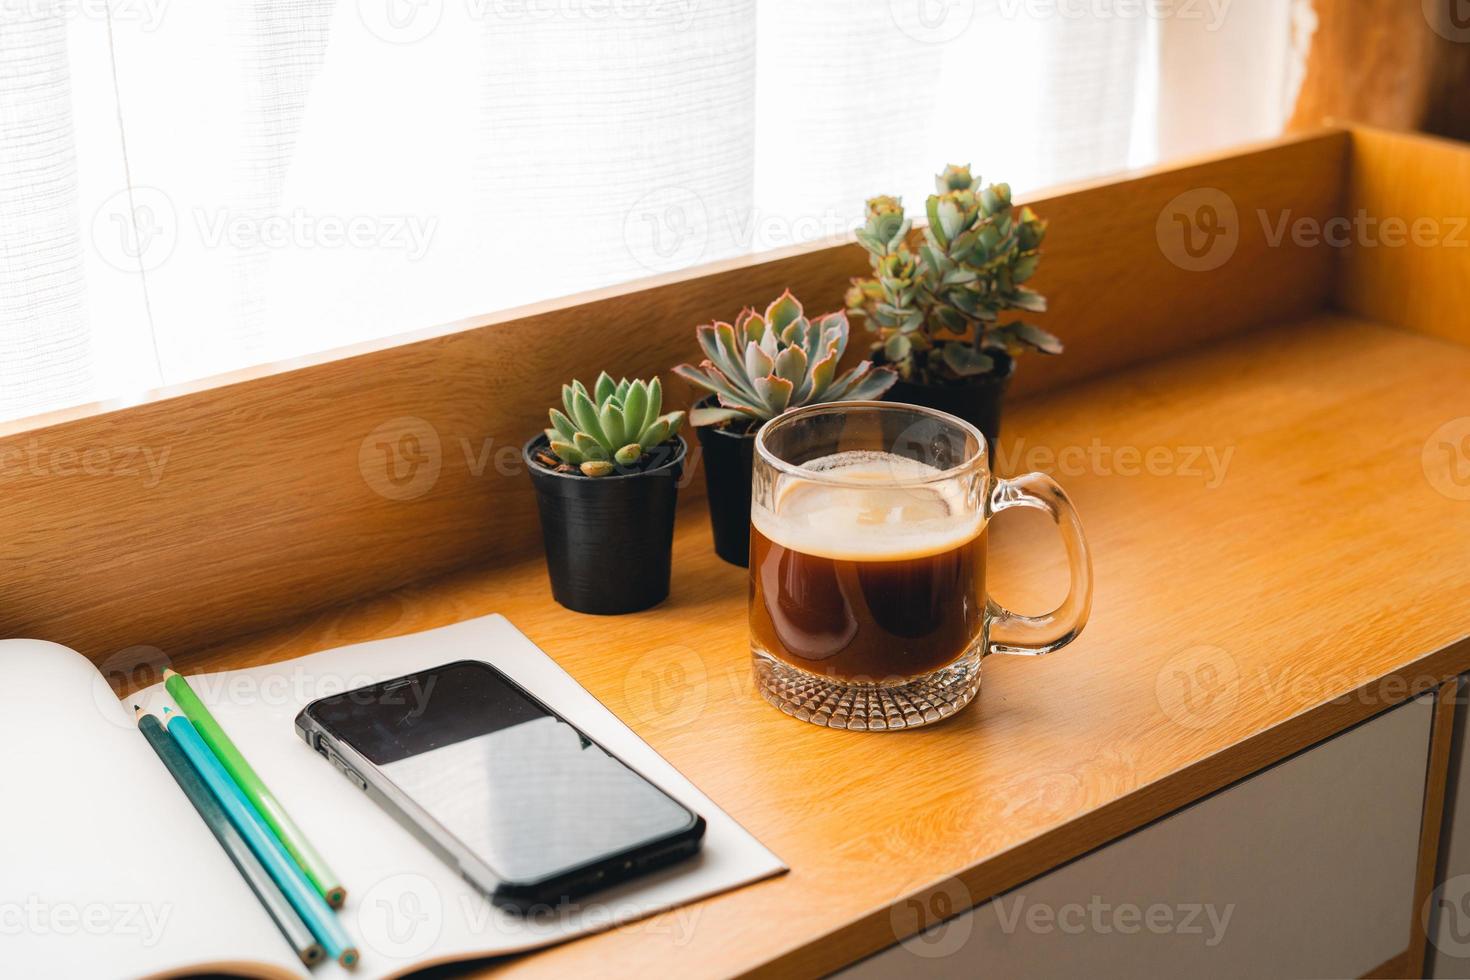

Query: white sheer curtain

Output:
[0, 0, 1297, 423]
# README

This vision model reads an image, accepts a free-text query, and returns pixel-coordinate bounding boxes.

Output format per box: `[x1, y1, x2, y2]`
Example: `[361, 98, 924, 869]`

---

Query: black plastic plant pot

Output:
[884, 353, 1017, 454]
[523, 434, 686, 615]
[692, 396, 757, 568]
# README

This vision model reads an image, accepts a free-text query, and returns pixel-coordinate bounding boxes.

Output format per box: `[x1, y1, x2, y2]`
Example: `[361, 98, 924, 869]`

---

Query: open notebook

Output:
[1, 615, 785, 979]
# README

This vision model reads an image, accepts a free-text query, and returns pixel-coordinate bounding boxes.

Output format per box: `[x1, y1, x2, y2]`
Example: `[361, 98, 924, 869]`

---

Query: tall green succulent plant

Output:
[673, 290, 897, 426]
[846, 164, 1061, 384]
[546, 373, 685, 477]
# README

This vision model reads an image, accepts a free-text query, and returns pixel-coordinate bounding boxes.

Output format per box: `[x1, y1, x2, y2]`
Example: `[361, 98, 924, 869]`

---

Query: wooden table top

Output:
[173, 313, 1470, 978]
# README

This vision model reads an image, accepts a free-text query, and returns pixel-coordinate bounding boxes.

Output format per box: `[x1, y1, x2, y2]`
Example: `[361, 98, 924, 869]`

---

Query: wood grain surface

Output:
[0, 130, 1348, 665]
[117, 313, 1470, 978]
[1336, 126, 1470, 344]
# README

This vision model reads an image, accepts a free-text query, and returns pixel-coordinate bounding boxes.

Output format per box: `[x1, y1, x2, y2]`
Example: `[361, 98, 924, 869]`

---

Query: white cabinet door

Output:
[1428, 676, 1470, 978]
[841, 693, 1433, 980]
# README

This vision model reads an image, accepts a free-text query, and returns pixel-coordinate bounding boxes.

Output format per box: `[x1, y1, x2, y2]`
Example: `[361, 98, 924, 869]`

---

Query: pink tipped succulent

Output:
[673, 290, 897, 426]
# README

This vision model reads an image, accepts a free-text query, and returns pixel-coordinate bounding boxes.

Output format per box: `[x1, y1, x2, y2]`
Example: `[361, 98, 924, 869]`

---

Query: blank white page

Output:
[0, 639, 300, 980]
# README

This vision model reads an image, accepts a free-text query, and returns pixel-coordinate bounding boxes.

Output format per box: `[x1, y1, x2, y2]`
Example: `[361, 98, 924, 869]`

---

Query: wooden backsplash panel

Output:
[1335, 125, 1470, 342]
[0, 130, 1348, 661]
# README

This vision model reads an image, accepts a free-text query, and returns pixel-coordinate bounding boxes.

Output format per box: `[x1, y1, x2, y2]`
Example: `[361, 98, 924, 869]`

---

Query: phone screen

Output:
[307, 661, 695, 884]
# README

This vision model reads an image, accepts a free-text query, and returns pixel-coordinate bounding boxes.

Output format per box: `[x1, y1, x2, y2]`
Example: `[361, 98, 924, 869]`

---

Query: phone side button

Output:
[328, 753, 368, 790]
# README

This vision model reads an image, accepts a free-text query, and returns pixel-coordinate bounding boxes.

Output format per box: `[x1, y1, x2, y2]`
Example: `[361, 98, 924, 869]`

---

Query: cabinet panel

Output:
[842, 694, 1433, 979]
[1428, 677, 1470, 978]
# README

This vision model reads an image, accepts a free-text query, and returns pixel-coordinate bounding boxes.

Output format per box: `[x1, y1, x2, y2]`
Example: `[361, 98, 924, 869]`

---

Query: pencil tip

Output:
[162, 668, 178, 679]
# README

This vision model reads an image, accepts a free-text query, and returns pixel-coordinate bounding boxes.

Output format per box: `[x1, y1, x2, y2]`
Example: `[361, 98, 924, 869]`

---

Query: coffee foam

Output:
[751, 451, 984, 562]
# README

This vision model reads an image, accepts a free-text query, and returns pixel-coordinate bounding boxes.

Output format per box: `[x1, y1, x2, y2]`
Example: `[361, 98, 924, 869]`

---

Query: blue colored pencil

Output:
[166, 712, 359, 967]
[136, 709, 323, 966]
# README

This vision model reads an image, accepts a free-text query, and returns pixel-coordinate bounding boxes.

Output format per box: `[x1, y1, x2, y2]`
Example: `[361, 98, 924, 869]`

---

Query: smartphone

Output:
[295, 660, 705, 911]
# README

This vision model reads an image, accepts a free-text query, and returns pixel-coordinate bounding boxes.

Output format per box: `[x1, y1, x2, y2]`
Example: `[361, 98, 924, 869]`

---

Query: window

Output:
[0, 0, 1304, 422]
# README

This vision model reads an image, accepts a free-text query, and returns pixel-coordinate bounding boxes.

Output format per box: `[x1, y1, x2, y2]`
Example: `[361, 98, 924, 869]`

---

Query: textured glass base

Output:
[753, 648, 983, 731]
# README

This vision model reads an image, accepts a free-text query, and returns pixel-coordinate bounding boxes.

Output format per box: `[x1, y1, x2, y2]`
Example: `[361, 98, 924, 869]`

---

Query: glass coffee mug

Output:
[749, 402, 1093, 730]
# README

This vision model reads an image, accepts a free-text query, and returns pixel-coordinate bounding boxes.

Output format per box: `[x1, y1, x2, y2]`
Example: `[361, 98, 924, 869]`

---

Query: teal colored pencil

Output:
[165, 713, 359, 967]
[136, 709, 323, 966]
[164, 668, 345, 908]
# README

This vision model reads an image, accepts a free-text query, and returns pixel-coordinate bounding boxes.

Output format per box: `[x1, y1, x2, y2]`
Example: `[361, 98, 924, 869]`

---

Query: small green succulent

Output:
[672, 290, 897, 427]
[847, 164, 1061, 384]
[546, 373, 685, 477]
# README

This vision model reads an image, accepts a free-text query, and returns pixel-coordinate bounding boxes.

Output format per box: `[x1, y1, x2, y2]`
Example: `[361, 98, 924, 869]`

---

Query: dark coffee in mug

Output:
[749, 451, 987, 682]
[750, 403, 1091, 731]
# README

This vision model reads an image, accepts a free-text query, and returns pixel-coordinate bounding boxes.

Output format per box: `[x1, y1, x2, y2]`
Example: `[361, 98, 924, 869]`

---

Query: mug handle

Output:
[985, 472, 1094, 656]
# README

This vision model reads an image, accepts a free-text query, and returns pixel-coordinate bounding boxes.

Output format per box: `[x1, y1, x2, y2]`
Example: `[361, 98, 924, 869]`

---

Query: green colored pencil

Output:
[166, 712, 358, 967]
[135, 708, 324, 967]
[163, 668, 346, 908]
